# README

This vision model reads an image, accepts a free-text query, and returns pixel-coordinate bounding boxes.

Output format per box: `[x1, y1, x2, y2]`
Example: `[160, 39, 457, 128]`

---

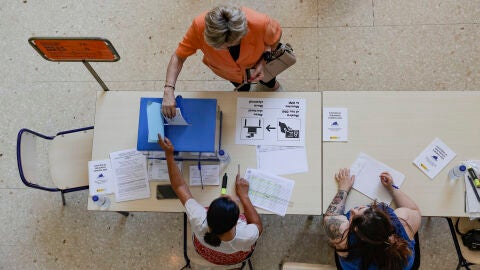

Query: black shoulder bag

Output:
[455, 218, 480, 250]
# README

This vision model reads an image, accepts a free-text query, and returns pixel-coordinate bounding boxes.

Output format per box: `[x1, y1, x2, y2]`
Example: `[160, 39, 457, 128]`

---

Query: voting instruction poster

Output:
[235, 98, 306, 146]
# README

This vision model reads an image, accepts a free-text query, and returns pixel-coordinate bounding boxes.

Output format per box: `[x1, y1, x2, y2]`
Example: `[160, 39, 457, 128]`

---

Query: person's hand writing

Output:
[335, 168, 355, 192]
[235, 174, 250, 199]
[161, 88, 177, 118]
[380, 172, 395, 192]
[157, 134, 174, 156]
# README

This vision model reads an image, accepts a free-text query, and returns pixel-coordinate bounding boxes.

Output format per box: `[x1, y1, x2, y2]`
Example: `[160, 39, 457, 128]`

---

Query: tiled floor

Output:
[1, 1, 480, 269]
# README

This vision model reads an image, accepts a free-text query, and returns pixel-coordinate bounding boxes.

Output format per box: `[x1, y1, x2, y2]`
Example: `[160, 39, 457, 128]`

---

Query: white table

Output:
[89, 91, 323, 214]
[322, 91, 480, 217]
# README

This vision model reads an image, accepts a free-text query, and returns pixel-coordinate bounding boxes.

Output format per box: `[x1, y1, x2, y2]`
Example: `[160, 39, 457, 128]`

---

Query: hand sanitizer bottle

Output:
[218, 149, 230, 171]
[448, 164, 467, 180]
[92, 195, 110, 209]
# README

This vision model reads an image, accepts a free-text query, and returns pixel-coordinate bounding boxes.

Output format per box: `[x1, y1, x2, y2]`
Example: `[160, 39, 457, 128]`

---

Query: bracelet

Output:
[164, 82, 175, 90]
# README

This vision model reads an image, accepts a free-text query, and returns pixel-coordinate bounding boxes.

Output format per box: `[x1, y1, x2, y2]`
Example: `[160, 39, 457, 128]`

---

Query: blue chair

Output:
[16, 127, 93, 205]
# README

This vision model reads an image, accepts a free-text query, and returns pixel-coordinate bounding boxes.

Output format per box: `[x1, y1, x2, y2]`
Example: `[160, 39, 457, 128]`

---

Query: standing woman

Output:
[323, 168, 422, 270]
[157, 134, 262, 265]
[162, 5, 282, 118]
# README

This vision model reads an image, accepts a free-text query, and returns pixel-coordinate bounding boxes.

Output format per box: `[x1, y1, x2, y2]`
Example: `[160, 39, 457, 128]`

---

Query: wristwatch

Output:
[262, 51, 272, 61]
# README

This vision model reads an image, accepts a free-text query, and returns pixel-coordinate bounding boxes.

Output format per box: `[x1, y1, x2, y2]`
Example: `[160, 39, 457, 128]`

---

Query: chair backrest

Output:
[49, 128, 93, 190]
[17, 129, 57, 191]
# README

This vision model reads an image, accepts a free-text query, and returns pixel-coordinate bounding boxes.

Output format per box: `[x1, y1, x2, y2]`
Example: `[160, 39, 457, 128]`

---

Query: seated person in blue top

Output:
[323, 168, 422, 270]
[157, 134, 262, 264]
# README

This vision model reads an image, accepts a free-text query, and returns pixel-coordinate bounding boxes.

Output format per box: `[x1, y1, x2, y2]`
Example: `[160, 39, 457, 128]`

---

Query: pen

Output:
[237, 164, 240, 176]
[198, 153, 203, 190]
[467, 176, 480, 202]
[391, 184, 399, 190]
[221, 173, 228, 195]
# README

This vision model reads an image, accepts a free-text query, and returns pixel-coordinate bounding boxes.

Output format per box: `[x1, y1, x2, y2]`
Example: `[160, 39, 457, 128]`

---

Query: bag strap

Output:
[455, 218, 466, 236]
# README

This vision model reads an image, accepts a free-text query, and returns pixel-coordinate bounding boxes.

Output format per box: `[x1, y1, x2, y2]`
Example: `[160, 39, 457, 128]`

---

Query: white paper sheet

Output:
[464, 161, 480, 217]
[413, 138, 456, 179]
[235, 98, 306, 146]
[88, 159, 115, 195]
[244, 168, 295, 216]
[349, 153, 405, 209]
[323, 108, 348, 141]
[147, 159, 182, 181]
[164, 108, 189, 125]
[110, 149, 151, 202]
[256, 145, 308, 175]
[189, 164, 220, 186]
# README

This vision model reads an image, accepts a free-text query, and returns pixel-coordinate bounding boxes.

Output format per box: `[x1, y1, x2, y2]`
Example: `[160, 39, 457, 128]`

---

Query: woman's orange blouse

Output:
[175, 7, 282, 83]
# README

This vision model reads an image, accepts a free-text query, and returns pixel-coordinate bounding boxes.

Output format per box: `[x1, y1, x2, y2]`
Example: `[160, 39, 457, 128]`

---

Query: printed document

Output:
[413, 138, 456, 179]
[110, 149, 151, 202]
[147, 159, 182, 181]
[244, 168, 295, 216]
[235, 98, 306, 146]
[323, 108, 348, 141]
[256, 145, 308, 175]
[189, 164, 220, 186]
[88, 159, 114, 195]
[349, 153, 405, 208]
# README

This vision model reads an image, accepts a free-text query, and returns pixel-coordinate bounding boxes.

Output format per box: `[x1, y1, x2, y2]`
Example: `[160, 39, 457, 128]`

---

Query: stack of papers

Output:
[244, 168, 295, 216]
[464, 161, 480, 218]
[349, 153, 405, 207]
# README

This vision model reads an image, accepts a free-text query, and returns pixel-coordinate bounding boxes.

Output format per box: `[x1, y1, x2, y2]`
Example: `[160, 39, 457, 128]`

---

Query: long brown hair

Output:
[337, 203, 412, 270]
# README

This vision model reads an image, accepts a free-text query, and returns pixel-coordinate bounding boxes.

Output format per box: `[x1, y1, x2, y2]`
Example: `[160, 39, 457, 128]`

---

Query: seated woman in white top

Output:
[158, 135, 262, 264]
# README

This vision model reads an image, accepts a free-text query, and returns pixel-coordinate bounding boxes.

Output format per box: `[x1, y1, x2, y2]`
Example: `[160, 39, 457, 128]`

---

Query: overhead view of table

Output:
[89, 90, 323, 215]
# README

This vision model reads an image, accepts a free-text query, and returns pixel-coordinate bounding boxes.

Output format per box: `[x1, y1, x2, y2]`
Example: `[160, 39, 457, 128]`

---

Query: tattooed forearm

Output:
[324, 216, 346, 239]
[325, 190, 348, 216]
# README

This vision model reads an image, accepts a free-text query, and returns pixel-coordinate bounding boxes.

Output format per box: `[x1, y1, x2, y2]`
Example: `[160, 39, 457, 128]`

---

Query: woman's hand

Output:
[335, 168, 355, 192]
[157, 134, 174, 156]
[161, 88, 177, 118]
[235, 174, 250, 199]
[249, 60, 266, 82]
[380, 171, 394, 191]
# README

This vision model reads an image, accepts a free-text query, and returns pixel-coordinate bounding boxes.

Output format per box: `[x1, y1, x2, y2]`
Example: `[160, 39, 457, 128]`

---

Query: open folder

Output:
[137, 96, 219, 153]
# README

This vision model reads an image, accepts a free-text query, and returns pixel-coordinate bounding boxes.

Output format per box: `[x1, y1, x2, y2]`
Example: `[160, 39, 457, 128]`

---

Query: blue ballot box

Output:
[137, 97, 220, 153]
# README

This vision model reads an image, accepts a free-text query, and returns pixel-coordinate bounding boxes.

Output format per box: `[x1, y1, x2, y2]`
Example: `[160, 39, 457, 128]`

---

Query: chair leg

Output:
[61, 191, 66, 205]
[446, 218, 472, 270]
[181, 213, 191, 269]
[248, 258, 253, 270]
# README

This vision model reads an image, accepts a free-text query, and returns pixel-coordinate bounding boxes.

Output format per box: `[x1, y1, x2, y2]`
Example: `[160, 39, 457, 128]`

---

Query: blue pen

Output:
[392, 184, 399, 190]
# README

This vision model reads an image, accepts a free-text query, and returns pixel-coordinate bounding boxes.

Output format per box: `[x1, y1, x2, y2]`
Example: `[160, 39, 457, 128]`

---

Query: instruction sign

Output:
[235, 97, 306, 146]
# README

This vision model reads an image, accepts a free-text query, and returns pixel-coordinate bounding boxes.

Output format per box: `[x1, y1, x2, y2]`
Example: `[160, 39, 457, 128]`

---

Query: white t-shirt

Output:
[185, 198, 259, 254]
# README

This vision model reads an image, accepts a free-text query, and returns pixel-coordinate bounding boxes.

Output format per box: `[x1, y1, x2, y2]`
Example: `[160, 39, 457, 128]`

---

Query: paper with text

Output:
[256, 145, 308, 175]
[413, 138, 456, 179]
[244, 168, 295, 216]
[323, 108, 348, 141]
[147, 159, 182, 181]
[235, 98, 306, 146]
[189, 164, 220, 186]
[110, 149, 151, 202]
[347, 153, 405, 211]
[88, 159, 115, 195]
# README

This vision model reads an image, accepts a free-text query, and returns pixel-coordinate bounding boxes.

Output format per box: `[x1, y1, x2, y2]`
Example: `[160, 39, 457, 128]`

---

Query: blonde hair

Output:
[204, 5, 247, 48]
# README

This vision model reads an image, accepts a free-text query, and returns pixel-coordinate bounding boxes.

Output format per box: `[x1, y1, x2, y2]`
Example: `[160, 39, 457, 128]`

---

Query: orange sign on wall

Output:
[29, 37, 120, 62]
